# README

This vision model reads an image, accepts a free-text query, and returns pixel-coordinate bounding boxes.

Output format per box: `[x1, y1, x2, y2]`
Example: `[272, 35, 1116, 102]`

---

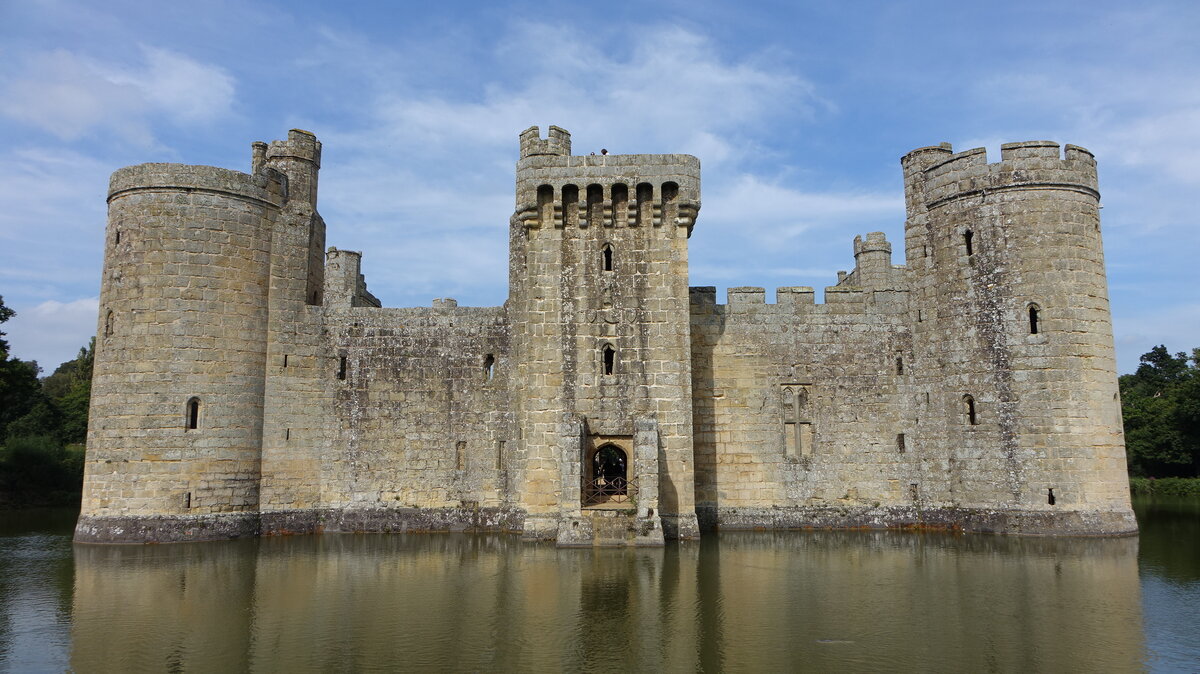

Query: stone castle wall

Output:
[75, 127, 1136, 544]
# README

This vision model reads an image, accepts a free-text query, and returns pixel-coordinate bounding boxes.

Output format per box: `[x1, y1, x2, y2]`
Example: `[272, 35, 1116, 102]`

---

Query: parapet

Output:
[520, 126, 572, 158]
[266, 129, 322, 167]
[853, 232, 892, 257]
[905, 140, 1099, 212]
[107, 163, 276, 206]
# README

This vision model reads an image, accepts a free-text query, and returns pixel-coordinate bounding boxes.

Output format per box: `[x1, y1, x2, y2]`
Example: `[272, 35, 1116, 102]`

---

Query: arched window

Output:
[602, 344, 616, 376]
[601, 243, 614, 272]
[964, 230, 974, 256]
[661, 181, 679, 203]
[483, 354, 495, 381]
[104, 310, 114, 338]
[1028, 304, 1041, 335]
[963, 394, 978, 425]
[186, 397, 200, 431]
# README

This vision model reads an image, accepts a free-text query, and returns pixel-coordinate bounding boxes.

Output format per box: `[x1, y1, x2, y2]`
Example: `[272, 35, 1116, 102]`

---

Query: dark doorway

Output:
[585, 444, 632, 506]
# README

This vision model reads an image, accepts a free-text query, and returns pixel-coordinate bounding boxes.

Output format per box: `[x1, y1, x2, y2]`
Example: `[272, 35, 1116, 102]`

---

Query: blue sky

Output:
[1, 0, 1197, 374]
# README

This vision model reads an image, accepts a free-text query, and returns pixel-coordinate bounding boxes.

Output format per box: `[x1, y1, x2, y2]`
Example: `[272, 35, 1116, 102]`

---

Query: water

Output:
[0, 501, 1196, 672]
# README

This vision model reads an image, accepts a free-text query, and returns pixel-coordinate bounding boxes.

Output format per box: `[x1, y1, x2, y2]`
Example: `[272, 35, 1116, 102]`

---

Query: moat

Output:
[2, 499, 1197, 672]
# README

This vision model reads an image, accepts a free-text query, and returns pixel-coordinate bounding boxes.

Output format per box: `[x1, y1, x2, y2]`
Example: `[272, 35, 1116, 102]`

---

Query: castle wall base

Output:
[74, 513, 263, 544]
[705, 505, 1139, 537]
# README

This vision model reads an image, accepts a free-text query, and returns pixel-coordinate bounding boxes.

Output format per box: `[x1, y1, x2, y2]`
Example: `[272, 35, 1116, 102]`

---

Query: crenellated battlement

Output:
[905, 140, 1099, 212]
[519, 125, 572, 158]
[514, 127, 700, 232]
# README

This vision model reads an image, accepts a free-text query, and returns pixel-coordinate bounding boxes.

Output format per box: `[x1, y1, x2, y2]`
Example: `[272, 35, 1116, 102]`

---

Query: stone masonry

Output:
[75, 127, 1137, 545]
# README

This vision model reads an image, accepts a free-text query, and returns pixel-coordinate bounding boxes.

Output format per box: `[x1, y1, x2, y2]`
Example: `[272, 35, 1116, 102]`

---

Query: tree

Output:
[0, 296, 43, 440]
[1120, 345, 1200, 477]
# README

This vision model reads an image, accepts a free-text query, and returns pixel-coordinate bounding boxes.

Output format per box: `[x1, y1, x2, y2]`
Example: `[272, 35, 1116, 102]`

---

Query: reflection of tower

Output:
[510, 126, 701, 542]
[902, 141, 1135, 532]
[77, 130, 327, 542]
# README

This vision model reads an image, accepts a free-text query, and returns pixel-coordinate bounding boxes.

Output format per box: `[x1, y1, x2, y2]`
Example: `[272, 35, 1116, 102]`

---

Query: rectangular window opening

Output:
[897, 433, 906, 453]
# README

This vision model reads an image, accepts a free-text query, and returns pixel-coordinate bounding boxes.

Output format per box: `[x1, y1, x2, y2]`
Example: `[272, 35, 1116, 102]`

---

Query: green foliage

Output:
[1120, 345, 1200, 477]
[0, 297, 92, 505]
[1129, 477, 1200, 498]
[0, 436, 84, 505]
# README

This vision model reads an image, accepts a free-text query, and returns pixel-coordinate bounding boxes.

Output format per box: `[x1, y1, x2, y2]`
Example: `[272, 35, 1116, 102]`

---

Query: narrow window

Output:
[496, 440, 506, 471]
[456, 441, 466, 470]
[784, 422, 798, 458]
[483, 354, 495, 381]
[115, 230, 121, 244]
[897, 433, 906, 453]
[186, 398, 200, 430]
[310, 291, 320, 305]
[1047, 488, 1056, 506]
[1028, 304, 1040, 334]
[285, 428, 291, 441]
[337, 355, 347, 380]
[184, 492, 192, 509]
[603, 344, 616, 375]
[537, 184, 554, 226]
[562, 184, 579, 227]
[104, 310, 114, 338]
[896, 356, 904, 375]
[964, 230, 974, 256]
[909, 483, 919, 501]
[798, 422, 813, 457]
[602, 244, 614, 272]
[283, 354, 289, 367]
[964, 395, 977, 425]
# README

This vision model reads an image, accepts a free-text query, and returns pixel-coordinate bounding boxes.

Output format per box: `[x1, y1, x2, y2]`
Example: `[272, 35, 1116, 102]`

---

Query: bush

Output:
[1129, 476, 1200, 498]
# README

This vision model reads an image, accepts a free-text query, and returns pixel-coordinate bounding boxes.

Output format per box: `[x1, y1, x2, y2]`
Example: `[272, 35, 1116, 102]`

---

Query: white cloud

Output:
[4, 297, 99, 371]
[0, 46, 234, 146]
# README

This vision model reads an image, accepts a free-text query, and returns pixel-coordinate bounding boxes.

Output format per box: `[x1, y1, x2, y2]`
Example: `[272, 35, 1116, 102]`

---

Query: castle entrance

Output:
[584, 443, 633, 507]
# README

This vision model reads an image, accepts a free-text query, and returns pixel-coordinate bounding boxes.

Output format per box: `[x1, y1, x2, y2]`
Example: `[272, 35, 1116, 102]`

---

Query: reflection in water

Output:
[69, 530, 1146, 672]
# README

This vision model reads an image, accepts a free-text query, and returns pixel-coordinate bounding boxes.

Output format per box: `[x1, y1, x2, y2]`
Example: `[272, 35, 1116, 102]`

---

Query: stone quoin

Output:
[75, 127, 1136, 545]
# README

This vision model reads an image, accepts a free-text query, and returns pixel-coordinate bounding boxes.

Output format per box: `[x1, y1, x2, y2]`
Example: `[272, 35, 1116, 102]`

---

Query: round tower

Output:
[902, 140, 1135, 534]
[75, 161, 284, 542]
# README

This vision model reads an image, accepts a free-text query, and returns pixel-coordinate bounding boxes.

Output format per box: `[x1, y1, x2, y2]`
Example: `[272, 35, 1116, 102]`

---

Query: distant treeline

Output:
[0, 296, 89, 506]
[1, 293, 1198, 505]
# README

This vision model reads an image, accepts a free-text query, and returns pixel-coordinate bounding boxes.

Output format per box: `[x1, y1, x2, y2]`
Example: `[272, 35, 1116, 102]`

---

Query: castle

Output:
[75, 126, 1137, 545]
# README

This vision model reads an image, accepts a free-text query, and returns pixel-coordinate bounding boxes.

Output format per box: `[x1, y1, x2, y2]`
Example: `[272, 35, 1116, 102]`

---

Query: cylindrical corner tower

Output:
[902, 140, 1135, 535]
[75, 163, 283, 542]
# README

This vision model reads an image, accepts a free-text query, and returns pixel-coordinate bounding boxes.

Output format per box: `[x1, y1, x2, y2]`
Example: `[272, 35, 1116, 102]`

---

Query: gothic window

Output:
[483, 354, 495, 381]
[602, 344, 616, 375]
[186, 397, 200, 431]
[602, 244, 614, 272]
[963, 394, 978, 425]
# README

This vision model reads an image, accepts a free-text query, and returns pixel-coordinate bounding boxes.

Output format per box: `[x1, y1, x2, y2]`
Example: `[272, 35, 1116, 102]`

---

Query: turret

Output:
[852, 232, 894, 286]
[902, 140, 1134, 534]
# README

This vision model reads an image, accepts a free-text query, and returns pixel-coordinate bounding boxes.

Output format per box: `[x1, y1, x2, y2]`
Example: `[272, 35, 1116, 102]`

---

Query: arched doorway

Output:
[585, 444, 631, 506]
